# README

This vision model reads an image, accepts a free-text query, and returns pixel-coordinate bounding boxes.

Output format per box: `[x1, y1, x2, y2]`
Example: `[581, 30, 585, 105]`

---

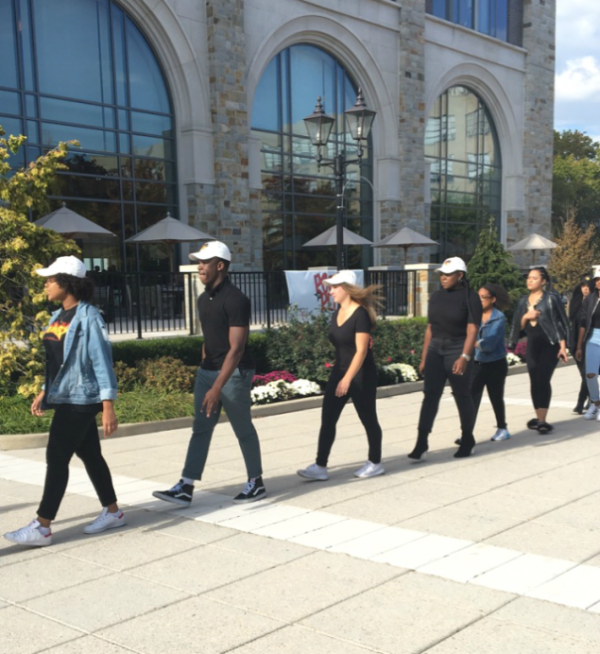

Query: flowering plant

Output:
[509, 341, 527, 361]
[381, 362, 419, 384]
[252, 370, 298, 388]
[506, 352, 521, 366]
[250, 378, 321, 405]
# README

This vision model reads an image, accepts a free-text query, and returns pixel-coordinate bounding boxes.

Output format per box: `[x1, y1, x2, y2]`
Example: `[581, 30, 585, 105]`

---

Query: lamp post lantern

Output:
[303, 88, 376, 270]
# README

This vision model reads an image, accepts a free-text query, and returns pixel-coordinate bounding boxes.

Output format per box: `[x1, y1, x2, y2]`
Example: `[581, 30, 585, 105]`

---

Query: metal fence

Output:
[89, 269, 417, 337]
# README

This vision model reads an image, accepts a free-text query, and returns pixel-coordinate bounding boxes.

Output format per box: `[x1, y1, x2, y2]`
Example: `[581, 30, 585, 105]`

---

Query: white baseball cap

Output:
[592, 265, 600, 280]
[189, 240, 231, 262]
[35, 256, 87, 278]
[436, 257, 467, 274]
[322, 270, 359, 286]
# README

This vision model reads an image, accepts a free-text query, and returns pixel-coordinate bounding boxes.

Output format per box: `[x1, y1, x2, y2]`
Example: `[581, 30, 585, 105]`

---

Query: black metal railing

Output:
[89, 269, 417, 337]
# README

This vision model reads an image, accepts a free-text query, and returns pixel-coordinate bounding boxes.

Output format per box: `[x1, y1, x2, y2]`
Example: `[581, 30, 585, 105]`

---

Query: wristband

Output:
[460, 353, 471, 362]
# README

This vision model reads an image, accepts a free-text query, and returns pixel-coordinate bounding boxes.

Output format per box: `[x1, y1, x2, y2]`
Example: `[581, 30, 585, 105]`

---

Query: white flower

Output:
[251, 378, 322, 404]
[506, 353, 521, 366]
[382, 363, 419, 383]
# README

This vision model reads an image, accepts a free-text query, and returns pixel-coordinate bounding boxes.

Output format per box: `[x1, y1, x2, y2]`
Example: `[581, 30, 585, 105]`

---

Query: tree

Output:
[552, 130, 600, 232]
[0, 127, 79, 398]
[467, 218, 525, 308]
[548, 213, 599, 297]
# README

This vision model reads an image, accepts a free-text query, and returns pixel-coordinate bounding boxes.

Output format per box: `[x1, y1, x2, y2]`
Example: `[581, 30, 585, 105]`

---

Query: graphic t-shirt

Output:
[328, 306, 375, 373]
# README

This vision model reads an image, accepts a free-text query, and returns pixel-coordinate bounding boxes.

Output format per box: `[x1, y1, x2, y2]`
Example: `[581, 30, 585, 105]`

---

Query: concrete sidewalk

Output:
[1, 364, 600, 653]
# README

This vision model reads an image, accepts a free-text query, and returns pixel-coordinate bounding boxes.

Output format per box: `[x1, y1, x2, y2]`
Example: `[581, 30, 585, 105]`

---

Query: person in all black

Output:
[297, 270, 384, 481]
[569, 275, 591, 414]
[408, 257, 482, 461]
[509, 267, 569, 434]
[471, 284, 511, 442]
[575, 266, 600, 420]
[153, 241, 266, 506]
[4, 256, 124, 547]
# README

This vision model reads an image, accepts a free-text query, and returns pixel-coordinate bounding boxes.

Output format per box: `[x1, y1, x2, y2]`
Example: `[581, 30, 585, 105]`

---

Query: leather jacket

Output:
[508, 291, 569, 349]
[578, 292, 600, 347]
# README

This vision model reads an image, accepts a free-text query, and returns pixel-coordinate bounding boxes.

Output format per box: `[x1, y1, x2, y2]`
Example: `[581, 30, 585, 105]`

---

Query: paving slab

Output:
[43, 637, 136, 654]
[96, 596, 283, 654]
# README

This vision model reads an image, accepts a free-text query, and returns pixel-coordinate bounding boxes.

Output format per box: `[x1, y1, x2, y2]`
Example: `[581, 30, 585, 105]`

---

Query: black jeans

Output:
[418, 338, 475, 440]
[526, 326, 560, 410]
[38, 405, 117, 521]
[472, 358, 508, 429]
[575, 356, 589, 407]
[316, 367, 382, 467]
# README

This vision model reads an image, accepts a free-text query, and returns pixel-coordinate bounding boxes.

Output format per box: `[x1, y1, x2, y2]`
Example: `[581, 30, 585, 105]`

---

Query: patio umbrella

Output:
[372, 226, 438, 265]
[508, 232, 556, 267]
[35, 202, 116, 239]
[125, 213, 215, 270]
[303, 226, 373, 247]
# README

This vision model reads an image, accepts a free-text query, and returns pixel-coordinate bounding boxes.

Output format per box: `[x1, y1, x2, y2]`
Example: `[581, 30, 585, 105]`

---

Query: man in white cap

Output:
[153, 241, 266, 505]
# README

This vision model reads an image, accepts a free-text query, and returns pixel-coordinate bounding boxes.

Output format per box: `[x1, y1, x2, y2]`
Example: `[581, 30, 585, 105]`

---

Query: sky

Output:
[555, 0, 600, 142]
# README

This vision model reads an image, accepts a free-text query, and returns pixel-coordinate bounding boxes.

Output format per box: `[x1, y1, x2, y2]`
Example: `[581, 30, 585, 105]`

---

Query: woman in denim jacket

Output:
[472, 284, 511, 442]
[4, 257, 125, 547]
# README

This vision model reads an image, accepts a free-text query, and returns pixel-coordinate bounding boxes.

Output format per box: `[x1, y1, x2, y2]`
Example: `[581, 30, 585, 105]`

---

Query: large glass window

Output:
[0, 0, 177, 272]
[428, 0, 512, 44]
[251, 45, 373, 271]
[425, 86, 502, 261]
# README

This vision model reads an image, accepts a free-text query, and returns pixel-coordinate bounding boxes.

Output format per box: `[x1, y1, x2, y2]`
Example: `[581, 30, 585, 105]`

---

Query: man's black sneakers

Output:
[233, 477, 267, 503]
[152, 479, 194, 507]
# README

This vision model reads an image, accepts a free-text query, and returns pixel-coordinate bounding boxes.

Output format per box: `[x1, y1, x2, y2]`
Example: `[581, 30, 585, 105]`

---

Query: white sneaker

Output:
[584, 404, 599, 420]
[4, 519, 52, 547]
[297, 463, 328, 481]
[354, 461, 385, 478]
[491, 429, 511, 441]
[83, 507, 126, 535]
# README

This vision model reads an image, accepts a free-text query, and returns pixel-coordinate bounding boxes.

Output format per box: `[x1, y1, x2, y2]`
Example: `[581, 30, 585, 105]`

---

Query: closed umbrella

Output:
[372, 226, 438, 265]
[125, 213, 215, 270]
[303, 226, 373, 247]
[35, 202, 116, 239]
[508, 233, 556, 267]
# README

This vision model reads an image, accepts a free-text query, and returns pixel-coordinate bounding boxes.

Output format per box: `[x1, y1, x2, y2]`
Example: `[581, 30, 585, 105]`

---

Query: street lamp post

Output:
[303, 89, 376, 270]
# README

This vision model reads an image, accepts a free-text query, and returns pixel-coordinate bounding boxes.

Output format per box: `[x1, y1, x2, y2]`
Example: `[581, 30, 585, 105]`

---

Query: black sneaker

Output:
[233, 477, 266, 504]
[152, 479, 194, 507]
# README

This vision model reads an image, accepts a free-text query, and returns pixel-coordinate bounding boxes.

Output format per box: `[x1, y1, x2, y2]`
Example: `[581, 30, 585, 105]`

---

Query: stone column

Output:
[379, 1, 427, 267]
[514, 0, 556, 266]
[204, 0, 262, 270]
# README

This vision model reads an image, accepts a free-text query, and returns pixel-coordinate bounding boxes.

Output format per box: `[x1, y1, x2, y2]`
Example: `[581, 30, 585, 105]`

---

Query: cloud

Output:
[556, 56, 600, 102]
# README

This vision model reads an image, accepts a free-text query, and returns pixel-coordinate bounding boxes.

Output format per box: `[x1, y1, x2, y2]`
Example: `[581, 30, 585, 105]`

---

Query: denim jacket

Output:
[42, 302, 118, 409]
[475, 308, 507, 363]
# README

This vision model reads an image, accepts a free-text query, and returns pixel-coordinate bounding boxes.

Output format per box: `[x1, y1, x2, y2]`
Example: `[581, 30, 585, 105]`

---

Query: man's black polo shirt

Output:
[198, 277, 255, 370]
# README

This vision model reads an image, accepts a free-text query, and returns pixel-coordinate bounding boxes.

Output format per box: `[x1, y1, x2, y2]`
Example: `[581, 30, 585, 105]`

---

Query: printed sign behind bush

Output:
[284, 270, 364, 316]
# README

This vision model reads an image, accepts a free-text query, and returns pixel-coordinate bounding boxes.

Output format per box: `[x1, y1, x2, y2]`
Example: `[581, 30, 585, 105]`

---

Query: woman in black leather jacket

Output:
[569, 276, 591, 413]
[509, 267, 569, 434]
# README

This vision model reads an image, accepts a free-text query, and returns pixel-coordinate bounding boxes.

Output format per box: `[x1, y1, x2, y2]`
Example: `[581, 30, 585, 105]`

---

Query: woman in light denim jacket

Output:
[4, 257, 125, 548]
[472, 284, 511, 442]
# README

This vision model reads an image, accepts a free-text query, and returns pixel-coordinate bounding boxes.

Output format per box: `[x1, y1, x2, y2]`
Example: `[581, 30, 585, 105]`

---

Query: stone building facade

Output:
[2, 0, 556, 271]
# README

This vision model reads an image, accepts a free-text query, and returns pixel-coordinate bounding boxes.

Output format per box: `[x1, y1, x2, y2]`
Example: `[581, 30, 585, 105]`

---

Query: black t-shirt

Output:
[592, 302, 600, 330]
[198, 277, 255, 370]
[428, 284, 482, 340]
[43, 307, 102, 412]
[329, 306, 375, 373]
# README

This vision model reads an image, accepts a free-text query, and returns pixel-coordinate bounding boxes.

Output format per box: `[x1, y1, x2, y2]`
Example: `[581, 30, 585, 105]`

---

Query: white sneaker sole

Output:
[83, 517, 127, 535]
[4, 533, 52, 547]
[354, 468, 385, 479]
[152, 491, 192, 507]
[297, 470, 328, 481]
[233, 490, 267, 504]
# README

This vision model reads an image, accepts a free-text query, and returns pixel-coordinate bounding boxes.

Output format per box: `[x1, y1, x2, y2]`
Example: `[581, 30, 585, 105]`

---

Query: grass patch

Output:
[0, 391, 195, 435]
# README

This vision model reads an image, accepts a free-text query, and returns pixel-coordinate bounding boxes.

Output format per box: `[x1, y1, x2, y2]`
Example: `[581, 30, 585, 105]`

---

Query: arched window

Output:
[0, 0, 177, 272]
[425, 86, 502, 261]
[251, 44, 373, 271]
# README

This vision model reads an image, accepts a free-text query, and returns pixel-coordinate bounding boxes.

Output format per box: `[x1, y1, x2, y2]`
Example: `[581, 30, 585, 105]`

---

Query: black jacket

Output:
[508, 291, 570, 349]
[578, 292, 600, 347]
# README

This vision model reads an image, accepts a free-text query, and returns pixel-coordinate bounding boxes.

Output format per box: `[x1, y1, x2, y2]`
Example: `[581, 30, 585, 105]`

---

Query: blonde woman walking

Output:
[298, 271, 384, 481]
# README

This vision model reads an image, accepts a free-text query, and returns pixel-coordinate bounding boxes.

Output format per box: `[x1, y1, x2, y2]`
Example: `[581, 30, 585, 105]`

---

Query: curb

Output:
[0, 360, 570, 451]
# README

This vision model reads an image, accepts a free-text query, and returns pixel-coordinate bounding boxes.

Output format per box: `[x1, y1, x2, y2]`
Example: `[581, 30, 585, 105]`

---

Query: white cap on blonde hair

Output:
[322, 270, 359, 286]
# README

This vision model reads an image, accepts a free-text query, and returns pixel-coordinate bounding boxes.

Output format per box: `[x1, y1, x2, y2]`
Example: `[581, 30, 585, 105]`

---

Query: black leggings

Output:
[316, 368, 382, 467]
[472, 358, 508, 429]
[526, 326, 560, 410]
[418, 339, 475, 440]
[38, 405, 117, 521]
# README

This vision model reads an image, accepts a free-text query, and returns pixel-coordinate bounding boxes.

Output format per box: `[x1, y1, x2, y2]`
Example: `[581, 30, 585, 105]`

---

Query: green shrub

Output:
[137, 357, 197, 393]
[111, 332, 270, 373]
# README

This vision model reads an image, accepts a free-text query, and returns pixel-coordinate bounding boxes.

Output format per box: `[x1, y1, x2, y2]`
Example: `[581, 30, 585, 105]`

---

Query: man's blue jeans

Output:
[182, 368, 263, 481]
